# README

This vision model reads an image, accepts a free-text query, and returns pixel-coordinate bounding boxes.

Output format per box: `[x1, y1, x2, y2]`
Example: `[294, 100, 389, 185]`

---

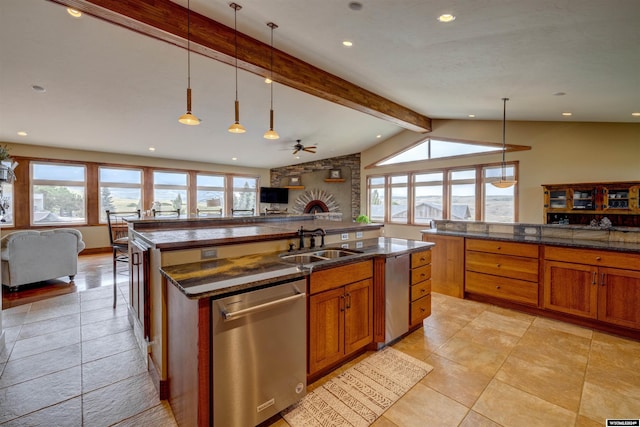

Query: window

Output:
[32, 162, 86, 225]
[0, 181, 13, 226]
[197, 174, 226, 213]
[389, 175, 408, 224]
[368, 176, 385, 223]
[450, 169, 475, 221]
[413, 172, 443, 225]
[366, 162, 517, 225]
[232, 176, 257, 211]
[99, 167, 142, 221]
[153, 171, 188, 213]
[483, 165, 516, 222]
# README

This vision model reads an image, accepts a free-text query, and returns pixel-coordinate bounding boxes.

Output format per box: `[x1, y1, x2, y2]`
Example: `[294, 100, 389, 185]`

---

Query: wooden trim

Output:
[373, 257, 386, 343]
[49, 0, 431, 132]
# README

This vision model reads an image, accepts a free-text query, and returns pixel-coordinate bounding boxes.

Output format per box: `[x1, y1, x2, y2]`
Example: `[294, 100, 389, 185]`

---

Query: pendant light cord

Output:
[234, 5, 238, 102]
[502, 97, 509, 179]
[187, 0, 191, 89]
[269, 25, 274, 109]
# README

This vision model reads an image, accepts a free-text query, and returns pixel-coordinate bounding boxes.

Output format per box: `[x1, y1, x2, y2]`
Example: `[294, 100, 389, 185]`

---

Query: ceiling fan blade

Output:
[292, 148, 301, 154]
[304, 147, 317, 153]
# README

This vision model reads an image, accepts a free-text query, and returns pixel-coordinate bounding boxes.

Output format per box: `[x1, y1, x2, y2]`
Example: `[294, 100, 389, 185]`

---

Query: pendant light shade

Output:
[178, 0, 200, 125]
[228, 3, 246, 133]
[263, 22, 279, 140]
[491, 97, 517, 188]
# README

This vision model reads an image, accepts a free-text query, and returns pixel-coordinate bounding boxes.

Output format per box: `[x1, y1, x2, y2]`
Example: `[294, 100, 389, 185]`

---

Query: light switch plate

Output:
[202, 248, 217, 259]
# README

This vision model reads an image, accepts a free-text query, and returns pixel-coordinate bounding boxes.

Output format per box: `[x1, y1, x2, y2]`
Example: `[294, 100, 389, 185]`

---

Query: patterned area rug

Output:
[282, 347, 433, 426]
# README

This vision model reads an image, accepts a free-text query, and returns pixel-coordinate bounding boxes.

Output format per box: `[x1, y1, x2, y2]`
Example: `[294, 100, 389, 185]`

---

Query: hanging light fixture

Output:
[263, 22, 279, 140]
[228, 3, 246, 133]
[178, 0, 200, 125]
[491, 97, 517, 188]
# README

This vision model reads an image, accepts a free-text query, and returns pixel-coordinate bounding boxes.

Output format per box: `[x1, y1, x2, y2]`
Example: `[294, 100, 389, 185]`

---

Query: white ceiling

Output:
[1, 0, 639, 169]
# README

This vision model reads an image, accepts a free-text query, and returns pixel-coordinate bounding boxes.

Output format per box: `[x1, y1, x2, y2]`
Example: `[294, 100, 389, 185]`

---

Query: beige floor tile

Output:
[0, 396, 82, 427]
[81, 329, 138, 363]
[371, 415, 400, 426]
[484, 304, 536, 323]
[509, 325, 591, 370]
[112, 401, 177, 427]
[589, 331, 640, 371]
[384, 383, 469, 427]
[495, 353, 585, 411]
[473, 379, 576, 427]
[82, 348, 148, 393]
[17, 313, 80, 340]
[29, 293, 79, 311]
[23, 302, 80, 324]
[459, 410, 502, 427]
[435, 335, 509, 377]
[580, 381, 640, 424]
[0, 343, 81, 389]
[575, 414, 603, 427]
[9, 327, 81, 360]
[532, 316, 593, 339]
[585, 362, 640, 400]
[80, 315, 133, 342]
[468, 310, 533, 337]
[454, 319, 522, 353]
[422, 311, 471, 336]
[390, 326, 449, 361]
[423, 353, 492, 407]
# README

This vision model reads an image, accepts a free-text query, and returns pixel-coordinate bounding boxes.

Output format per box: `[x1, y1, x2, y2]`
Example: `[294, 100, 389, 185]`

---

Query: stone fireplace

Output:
[292, 189, 341, 219]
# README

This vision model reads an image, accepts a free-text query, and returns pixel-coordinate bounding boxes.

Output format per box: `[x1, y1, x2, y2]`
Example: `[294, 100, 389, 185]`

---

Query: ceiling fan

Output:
[291, 139, 317, 155]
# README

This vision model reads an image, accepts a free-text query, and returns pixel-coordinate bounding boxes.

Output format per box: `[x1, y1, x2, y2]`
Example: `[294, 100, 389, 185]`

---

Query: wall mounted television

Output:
[259, 187, 289, 204]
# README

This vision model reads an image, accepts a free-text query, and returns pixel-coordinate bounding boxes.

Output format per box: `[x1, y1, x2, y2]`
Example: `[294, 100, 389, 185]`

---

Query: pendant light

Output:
[263, 22, 280, 140]
[228, 3, 246, 133]
[491, 97, 517, 188]
[178, 0, 200, 125]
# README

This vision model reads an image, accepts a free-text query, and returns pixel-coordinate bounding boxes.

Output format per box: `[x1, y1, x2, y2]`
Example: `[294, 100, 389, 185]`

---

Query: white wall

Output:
[362, 120, 640, 238]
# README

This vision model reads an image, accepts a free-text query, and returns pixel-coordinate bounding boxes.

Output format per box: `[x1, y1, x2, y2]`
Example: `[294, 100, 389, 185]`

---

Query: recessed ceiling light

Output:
[148, 147, 156, 151]
[264, 77, 272, 84]
[553, 92, 566, 96]
[67, 8, 82, 18]
[17, 131, 28, 136]
[437, 14, 456, 23]
[32, 85, 46, 93]
[348, 2, 363, 11]
[342, 40, 353, 47]
[376, 134, 382, 138]
[232, 157, 237, 161]
[468, 114, 476, 118]
[562, 112, 572, 116]
[632, 112, 640, 117]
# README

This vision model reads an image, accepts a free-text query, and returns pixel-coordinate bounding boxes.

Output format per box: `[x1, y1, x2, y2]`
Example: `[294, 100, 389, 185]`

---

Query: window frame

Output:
[31, 161, 88, 226]
[98, 166, 143, 223]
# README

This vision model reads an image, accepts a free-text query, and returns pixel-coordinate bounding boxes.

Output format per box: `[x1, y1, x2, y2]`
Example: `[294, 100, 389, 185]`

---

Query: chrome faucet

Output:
[298, 227, 326, 249]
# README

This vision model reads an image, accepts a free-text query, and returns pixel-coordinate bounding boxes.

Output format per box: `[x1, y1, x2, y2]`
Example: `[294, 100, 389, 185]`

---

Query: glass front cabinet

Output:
[543, 182, 640, 227]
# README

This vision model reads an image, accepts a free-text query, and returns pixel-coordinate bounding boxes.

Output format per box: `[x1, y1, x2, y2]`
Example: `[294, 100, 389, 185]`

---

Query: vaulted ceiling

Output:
[1, 0, 639, 168]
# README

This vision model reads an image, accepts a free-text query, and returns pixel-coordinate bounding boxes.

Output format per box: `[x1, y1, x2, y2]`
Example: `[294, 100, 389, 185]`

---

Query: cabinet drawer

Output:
[544, 246, 640, 271]
[465, 271, 538, 306]
[411, 280, 431, 301]
[411, 250, 432, 268]
[310, 261, 372, 295]
[466, 239, 539, 258]
[410, 294, 431, 326]
[466, 251, 539, 282]
[411, 264, 432, 285]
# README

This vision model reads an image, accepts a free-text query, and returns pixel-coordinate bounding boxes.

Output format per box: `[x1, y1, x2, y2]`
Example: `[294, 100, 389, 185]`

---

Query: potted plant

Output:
[0, 145, 16, 183]
[355, 214, 371, 224]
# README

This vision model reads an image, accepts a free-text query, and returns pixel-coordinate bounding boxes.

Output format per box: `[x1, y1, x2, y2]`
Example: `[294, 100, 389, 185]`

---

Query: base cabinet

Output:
[410, 250, 432, 327]
[308, 261, 373, 377]
[422, 234, 464, 298]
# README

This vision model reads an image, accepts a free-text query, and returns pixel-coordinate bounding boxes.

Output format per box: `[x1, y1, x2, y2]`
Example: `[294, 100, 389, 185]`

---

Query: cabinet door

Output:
[309, 287, 345, 375]
[130, 241, 150, 339]
[422, 234, 464, 298]
[543, 261, 598, 319]
[598, 267, 640, 329]
[344, 279, 374, 355]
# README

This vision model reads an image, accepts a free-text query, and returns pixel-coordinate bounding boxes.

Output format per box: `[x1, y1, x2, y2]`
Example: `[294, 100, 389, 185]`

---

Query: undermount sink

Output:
[279, 248, 362, 264]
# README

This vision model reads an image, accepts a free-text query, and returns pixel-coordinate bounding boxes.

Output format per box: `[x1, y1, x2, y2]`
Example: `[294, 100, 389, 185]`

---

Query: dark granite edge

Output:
[422, 229, 640, 253]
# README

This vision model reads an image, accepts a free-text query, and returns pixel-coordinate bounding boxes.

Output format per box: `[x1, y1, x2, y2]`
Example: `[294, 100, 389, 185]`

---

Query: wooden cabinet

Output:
[543, 247, 640, 329]
[308, 261, 373, 376]
[410, 250, 432, 327]
[543, 181, 640, 227]
[422, 233, 464, 298]
[465, 239, 539, 306]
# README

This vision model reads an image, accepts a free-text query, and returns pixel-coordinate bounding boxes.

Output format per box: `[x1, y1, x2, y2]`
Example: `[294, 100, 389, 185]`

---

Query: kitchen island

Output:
[423, 220, 640, 341]
[126, 215, 433, 426]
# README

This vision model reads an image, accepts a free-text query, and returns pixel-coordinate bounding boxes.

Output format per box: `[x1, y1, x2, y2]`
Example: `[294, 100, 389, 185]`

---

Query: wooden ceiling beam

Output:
[50, 0, 432, 132]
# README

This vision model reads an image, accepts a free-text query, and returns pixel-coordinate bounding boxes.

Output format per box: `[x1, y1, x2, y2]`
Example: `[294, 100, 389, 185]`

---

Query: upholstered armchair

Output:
[1, 228, 85, 289]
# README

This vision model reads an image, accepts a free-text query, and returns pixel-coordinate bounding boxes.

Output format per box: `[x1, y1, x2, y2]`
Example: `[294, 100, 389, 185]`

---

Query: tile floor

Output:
[2, 254, 640, 426]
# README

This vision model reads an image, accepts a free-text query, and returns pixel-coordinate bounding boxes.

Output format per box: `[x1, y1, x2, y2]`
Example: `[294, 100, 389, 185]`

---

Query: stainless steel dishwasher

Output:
[212, 278, 307, 427]
[384, 253, 410, 345]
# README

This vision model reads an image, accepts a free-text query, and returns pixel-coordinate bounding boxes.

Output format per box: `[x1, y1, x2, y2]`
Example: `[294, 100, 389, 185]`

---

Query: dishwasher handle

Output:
[221, 292, 305, 321]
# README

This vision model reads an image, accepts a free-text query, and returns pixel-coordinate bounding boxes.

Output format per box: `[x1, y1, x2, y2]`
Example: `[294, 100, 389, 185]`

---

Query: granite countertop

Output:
[422, 229, 640, 253]
[134, 219, 383, 250]
[161, 237, 435, 299]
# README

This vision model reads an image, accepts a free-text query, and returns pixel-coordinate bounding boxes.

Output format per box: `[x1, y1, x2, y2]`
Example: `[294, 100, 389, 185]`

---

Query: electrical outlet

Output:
[356, 241, 364, 249]
[341, 233, 349, 240]
[356, 231, 363, 238]
[201, 248, 217, 259]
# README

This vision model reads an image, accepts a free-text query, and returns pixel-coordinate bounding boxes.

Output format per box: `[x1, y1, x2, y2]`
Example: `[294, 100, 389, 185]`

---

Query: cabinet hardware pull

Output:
[601, 273, 606, 286]
[496, 285, 501, 289]
[595, 256, 601, 261]
[592, 271, 597, 285]
[420, 307, 426, 312]
[420, 257, 426, 261]
[345, 293, 351, 309]
[496, 246, 501, 250]
[421, 288, 426, 293]
[132, 252, 140, 266]
[496, 264, 501, 268]
[420, 273, 426, 278]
